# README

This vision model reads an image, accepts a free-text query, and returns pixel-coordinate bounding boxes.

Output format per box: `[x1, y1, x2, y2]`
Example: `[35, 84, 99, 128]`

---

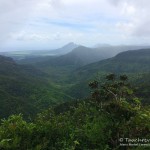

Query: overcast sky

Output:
[0, 0, 150, 51]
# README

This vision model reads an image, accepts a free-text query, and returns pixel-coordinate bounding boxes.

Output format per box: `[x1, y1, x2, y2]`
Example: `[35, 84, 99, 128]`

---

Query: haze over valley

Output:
[1, 43, 150, 116]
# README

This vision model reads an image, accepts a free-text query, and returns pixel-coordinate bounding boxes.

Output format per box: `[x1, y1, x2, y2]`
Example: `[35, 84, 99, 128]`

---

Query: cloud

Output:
[0, 0, 40, 41]
[9, 31, 51, 41]
[107, 0, 121, 6]
[108, 0, 150, 36]
[1, 0, 150, 51]
[133, 21, 150, 37]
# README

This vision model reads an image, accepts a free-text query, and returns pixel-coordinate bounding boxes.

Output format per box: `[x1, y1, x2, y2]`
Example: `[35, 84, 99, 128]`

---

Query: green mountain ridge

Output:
[67, 49, 150, 99]
[18, 46, 109, 67]
[17, 45, 150, 67]
[76, 48, 150, 76]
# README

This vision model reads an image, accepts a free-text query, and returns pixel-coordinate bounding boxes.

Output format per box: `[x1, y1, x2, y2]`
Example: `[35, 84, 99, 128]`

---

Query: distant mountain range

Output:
[1, 43, 150, 62]
[17, 45, 150, 68]
[0, 42, 79, 60]
[75, 48, 150, 80]
[49, 42, 79, 55]
[33, 46, 110, 68]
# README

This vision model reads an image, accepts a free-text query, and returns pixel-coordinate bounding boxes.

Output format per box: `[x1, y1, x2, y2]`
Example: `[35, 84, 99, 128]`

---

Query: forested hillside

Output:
[0, 74, 149, 150]
[0, 48, 150, 119]
[64, 49, 149, 99]
[76, 49, 150, 75]
[0, 55, 72, 119]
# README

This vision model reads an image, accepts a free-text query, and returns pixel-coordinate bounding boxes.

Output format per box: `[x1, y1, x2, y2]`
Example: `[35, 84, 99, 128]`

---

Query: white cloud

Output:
[116, 22, 134, 33]
[108, 0, 150, 36]
[1, 0, 150, 51]
[10, 31, 51, 41]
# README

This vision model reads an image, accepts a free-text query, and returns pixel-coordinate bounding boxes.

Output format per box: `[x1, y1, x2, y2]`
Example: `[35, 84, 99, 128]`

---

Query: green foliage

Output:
[0, 96, 149, 149]
[0, 55, 73, 119]
[88, 74, 149, 149]
[0, 56, 150, 150]
[89, 74, 138, 106]
[0, 114, 35, 149]
[0, 103, 112, 149]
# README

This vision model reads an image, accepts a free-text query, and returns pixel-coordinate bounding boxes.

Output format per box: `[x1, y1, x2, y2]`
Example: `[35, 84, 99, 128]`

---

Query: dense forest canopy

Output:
[0, 74, 149, 149]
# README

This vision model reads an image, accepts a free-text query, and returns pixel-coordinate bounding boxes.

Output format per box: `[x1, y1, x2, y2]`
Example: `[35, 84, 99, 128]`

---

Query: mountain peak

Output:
[62, 42, 78, 48]
[51, 42, 79, 55]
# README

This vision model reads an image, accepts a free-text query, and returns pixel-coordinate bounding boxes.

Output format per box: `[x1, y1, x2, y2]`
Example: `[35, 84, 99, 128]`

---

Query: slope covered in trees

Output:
[76, 49, 150, 76]
[16, 48, 150, 96]
[67, 49, 150, 100]
[0, 55, 72, 119]
[0, 74, 149, 150]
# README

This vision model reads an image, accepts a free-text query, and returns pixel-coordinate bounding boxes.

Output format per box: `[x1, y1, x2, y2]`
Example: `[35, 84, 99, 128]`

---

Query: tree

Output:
[89, 74, 140, 107]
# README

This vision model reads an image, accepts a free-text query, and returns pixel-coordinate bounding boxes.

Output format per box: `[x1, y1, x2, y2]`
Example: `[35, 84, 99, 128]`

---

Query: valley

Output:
[0, 44, 150, 150]
[0, 45, 150, 119]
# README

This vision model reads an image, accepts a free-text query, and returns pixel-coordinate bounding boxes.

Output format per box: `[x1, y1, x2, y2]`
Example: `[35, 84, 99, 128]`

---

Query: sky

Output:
[1, 0, 150, 51]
